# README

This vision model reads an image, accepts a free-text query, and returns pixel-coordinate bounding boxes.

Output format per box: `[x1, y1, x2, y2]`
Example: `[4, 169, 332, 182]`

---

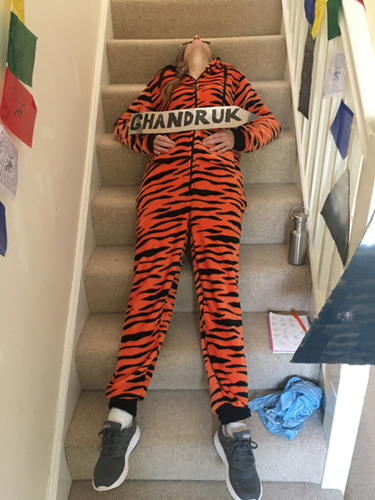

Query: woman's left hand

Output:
[202, 129, 235, 153]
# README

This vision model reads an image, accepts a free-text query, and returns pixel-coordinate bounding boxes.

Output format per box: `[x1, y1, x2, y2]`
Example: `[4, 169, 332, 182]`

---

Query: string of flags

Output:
[299, 0, 366, 266]
[0, 0, 38, 257]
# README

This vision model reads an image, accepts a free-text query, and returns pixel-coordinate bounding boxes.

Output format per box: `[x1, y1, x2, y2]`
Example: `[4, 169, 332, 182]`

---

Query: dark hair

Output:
[162, 46, 189, 101]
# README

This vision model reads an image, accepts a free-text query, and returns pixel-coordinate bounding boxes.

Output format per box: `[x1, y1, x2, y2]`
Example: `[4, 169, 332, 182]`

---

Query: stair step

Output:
[102, 80, 292, 134]
[97, 130, 297, 187]
[65, 390, 326, 483]
[69, 479, 343, 500]
[111, 0, 283, 40]
[83, 244, 311, 314]
[91, 183, 302, 246]
[76, 312, 320, 392]
[107, 35, 286, 84]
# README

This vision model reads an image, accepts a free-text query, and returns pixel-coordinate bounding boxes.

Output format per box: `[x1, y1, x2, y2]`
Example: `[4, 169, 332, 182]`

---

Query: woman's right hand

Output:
[153, 134, 176, 155]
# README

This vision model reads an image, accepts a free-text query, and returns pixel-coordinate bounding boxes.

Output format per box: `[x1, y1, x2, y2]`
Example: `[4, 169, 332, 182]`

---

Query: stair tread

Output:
[83, 243, 311, 314]
[65, 389, 326, 483]
[69, 479, 343, 500]
[76, 311, 319, 392]
[91, 183, 302, 246]
[107, 35, 286, 83]
[96, 130, 298, 186]
[111, 0, 283, 39]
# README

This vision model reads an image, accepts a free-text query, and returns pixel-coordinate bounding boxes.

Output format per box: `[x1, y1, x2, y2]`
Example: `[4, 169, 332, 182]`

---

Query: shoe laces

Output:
[98, 426, 128, 457]
[229, 435, 258, 470]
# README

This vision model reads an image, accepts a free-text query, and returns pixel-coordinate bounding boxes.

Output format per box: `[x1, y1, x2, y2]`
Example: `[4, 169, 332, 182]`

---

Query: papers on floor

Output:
[268, 311, 310, 353]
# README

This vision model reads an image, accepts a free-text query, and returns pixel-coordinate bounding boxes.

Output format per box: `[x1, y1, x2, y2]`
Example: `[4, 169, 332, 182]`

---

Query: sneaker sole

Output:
[214, 430, 263, 500]
[92, 424, 141, 492]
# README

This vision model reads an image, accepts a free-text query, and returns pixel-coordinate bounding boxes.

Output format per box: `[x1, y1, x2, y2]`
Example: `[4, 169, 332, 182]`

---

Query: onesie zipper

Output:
[189, 79, 198, 190]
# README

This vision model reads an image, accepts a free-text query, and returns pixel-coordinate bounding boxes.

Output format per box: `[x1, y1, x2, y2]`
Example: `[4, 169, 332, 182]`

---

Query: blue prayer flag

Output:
[330, 99, 354, 159]
[305, 0, 316, 25]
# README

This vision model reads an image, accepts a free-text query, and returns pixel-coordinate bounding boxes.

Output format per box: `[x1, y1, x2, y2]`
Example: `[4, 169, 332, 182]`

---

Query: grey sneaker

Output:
[214, 423, 262, 500]
[92, 419, 140, 491]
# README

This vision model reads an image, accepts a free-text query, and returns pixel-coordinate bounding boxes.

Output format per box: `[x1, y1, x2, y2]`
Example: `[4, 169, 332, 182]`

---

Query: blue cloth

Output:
[248, 377, 323, 440]
[304, 0, 316, 25]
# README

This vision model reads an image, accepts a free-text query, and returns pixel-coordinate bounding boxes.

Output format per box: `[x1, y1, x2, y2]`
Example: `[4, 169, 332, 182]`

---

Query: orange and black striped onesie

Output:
[106, 58, 280, 424]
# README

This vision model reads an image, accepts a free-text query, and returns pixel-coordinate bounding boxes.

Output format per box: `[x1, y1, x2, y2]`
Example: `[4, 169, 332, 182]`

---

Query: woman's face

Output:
[183, 35, 212, 63]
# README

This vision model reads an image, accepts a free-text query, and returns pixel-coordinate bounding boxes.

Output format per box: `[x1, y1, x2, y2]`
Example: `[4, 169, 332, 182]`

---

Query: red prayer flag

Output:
[0, 67, 37, 147]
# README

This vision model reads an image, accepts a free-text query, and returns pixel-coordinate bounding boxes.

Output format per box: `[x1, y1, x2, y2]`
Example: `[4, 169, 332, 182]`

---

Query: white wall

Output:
[0, 1, 106, 499]
[364, 0, 375, 52]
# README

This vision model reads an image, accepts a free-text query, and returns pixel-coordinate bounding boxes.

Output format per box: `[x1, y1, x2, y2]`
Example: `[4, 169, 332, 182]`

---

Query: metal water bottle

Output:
[288, 207, 309, 266]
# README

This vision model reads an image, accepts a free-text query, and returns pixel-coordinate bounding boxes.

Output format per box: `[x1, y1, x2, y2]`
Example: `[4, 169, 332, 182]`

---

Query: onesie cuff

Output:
[232, 128, 246, 151]
[147, 134, 156, 154]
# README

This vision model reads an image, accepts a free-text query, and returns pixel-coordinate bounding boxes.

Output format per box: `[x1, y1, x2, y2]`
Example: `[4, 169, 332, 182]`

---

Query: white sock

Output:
[225, 419, 248, 437]
[108, 408, 133, 429]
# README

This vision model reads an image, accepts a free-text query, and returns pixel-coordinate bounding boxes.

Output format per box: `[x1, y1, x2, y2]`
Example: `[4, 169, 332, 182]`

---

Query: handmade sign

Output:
[129, 106, 259, 135]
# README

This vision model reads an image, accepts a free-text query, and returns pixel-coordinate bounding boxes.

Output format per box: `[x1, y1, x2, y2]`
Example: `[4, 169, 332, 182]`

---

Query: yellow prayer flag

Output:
[312, 0, 327, 39]
[11, 0, 25, 24]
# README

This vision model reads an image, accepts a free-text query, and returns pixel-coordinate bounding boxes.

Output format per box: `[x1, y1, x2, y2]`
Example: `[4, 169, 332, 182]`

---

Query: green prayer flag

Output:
[327, 0, 342, 40]
[7, 12, 37, 87]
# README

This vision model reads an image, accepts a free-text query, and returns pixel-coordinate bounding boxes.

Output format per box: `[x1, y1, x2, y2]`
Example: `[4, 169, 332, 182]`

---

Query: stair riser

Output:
[96, 132, 297, 187]
[91, 184, 302, 246]
[76, 312, 320, 392]
[69, 480, 343, 500]
[107, 36, 286, 84]
[102, 82, 292, 134]
[83, 245, 311, 315]
[111, 0, 282, 39]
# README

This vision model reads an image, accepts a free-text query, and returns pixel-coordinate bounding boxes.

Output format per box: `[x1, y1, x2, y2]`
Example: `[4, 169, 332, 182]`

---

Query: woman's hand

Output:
[153, 134, 176, 154]
[202, 129, 235, 153]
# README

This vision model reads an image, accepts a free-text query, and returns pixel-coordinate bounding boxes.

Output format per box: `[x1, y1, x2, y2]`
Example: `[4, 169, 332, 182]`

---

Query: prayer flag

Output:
[298, 26, 316, 119]
[293, 210, 375, 365]
[323, 52, 346, 98]
[305, 0, 316, 25]
[0, 201, 7, 257]
[7, 12, 38, 87]
[11, 0, 24, 24]
[0, 125, 18, 199]
[0, 68, 37, 147]
[330, 99, 354, 159]
[327, 0, 342, 40]
[312, 0, 328, 38]
[321, 169, 350, 265]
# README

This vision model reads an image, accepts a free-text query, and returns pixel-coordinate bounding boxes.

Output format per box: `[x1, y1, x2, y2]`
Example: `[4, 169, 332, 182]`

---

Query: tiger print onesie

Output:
[106, 58, 280, 424]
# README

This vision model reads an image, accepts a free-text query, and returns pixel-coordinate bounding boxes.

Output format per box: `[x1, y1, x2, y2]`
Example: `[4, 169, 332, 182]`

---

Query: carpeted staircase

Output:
[65, 1, 343, 498]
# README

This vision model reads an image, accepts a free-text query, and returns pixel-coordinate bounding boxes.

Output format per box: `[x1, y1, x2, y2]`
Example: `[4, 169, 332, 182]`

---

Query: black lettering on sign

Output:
[130, 113, 143, 131]
[154, 114, 166, 129]
[167, 111, 183, 128]
[225, 107, 242, 123]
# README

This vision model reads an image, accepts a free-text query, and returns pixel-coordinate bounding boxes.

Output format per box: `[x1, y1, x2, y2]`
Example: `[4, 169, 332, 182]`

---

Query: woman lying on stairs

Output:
[92, 35, 280, 500]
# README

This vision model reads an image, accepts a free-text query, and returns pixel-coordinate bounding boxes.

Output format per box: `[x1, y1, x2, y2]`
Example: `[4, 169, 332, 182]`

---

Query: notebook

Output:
[268, 311, 310, 353]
